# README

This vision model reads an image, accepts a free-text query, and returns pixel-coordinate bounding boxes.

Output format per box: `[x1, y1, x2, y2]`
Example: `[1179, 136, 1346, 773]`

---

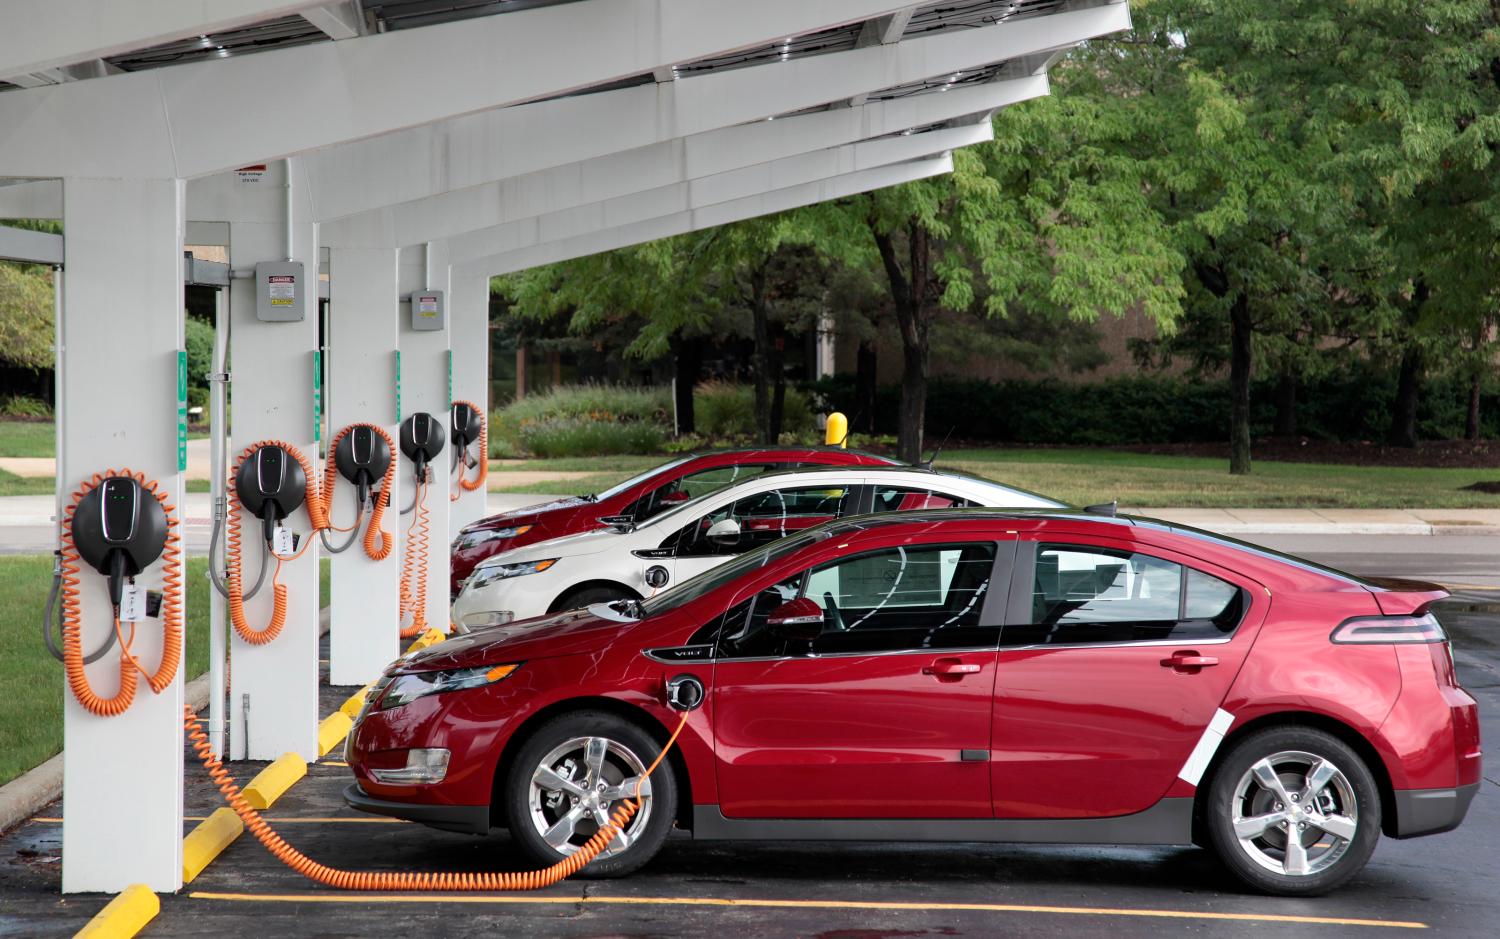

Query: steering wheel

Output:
[823, 592, 848, 632]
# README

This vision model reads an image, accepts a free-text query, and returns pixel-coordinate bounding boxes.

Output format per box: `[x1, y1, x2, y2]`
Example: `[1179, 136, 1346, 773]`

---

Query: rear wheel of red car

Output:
[502, 710, 677, 877]
[1204, 726, 1381, 896]
[550, 584, 633, 613]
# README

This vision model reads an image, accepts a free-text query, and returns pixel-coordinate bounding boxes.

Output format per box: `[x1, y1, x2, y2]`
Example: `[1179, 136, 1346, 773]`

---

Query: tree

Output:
[799, 99, 1185, 462]
[0, 263, 54, 372]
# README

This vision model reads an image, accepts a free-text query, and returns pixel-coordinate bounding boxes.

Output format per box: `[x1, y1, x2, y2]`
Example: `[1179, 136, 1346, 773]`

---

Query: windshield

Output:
[638, 528, 830, 616]
[593, 456, 694, 501]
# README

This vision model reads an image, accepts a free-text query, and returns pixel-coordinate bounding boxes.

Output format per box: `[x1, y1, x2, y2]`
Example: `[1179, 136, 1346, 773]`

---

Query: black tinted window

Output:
[1002, 543, 1246, 647]
[672, 485, 854, 557]
[717, 543, 1000, 658]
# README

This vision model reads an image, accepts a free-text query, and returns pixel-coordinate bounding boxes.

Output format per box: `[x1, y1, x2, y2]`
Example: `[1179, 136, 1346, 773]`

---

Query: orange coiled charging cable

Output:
[227, 440, 329, 645]
[185, 704, 688, 889]
[397, 477, 431, 638]
[60, 470, 183, 717]
[451, 400, 488, 501]
[322, 423, 398, 562]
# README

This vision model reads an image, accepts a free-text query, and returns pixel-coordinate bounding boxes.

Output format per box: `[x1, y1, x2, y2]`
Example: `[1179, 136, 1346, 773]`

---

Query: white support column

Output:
[397, 242, 452, 634]
[216, 159, 322, 760]
[60, 176, 186, 893]
[448, 271, 491, 532]
[324, 244, 402, 685]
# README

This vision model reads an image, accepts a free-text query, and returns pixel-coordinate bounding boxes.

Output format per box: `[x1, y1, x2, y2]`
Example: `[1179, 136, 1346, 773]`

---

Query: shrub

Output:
[694, 380, 816, 438]
[806, 367, 1500, 446]
[0, 395, 51, 418]
[518, 417, 666, 458]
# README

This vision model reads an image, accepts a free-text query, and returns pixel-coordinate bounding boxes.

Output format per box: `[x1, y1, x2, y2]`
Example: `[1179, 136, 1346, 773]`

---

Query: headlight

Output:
[377, 663, 521, 711]
[466, 557, 557, 592]
[454, 525, 532, 551]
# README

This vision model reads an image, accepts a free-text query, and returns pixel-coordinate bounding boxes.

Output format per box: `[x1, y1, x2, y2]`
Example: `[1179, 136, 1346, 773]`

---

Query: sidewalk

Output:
[1, 491, 1497, 535]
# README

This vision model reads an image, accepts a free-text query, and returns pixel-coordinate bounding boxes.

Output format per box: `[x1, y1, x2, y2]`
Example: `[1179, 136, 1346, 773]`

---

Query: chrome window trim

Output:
[668, 643, 1001, 666]
[997, 634, 1238, 653]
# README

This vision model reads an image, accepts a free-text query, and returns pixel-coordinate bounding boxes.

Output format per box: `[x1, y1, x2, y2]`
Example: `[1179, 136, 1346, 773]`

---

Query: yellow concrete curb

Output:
[73, 883, 158, 938]
[405, 626, 448, 652]
[243, 753, 308, 810]
[339, 684, 372, 720]
[182, 807, 244, 884]
[317, 712, 354, 757]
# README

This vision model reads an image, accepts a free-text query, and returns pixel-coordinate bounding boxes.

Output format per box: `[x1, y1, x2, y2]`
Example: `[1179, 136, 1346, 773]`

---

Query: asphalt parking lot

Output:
[3, 535, 1497, 937]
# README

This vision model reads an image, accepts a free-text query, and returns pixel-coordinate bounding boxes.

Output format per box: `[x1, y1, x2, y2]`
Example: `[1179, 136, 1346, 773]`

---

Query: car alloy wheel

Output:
[503, 710, 678, 876]
[1205, 726, 1380, 896]
[1230, 749, 1358, 877]
[528, 735, 652, 859]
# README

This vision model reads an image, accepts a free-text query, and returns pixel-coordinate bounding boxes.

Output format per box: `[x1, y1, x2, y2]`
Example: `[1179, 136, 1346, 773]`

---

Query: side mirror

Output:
[660, 490, 690, 505]
[705, 517, 741, 542]
[767, 596, 824, 641]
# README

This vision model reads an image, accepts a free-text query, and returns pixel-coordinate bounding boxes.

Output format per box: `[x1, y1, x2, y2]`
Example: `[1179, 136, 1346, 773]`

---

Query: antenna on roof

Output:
[918, 425, 954, 470]
[1085, 500, 1118, 517]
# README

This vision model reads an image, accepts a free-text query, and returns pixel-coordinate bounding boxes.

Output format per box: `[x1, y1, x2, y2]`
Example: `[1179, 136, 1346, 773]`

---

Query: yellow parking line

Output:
[185, 891, 1426, 929]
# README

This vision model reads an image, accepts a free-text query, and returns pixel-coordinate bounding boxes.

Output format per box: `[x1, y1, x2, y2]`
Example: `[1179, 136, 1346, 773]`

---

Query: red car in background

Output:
[450, 447, 897, 595]
[352, 509, 1480, 896]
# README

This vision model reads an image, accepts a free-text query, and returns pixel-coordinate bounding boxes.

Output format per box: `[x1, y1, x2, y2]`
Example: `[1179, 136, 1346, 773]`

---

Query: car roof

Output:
[681, 446, 899, 464]
[813, 508, 1369, 588]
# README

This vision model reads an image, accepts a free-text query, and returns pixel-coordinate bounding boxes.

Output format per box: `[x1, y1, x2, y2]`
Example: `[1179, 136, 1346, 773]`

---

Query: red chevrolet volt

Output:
[450, 447, 898, 595]
[349, 509, 1481, 896]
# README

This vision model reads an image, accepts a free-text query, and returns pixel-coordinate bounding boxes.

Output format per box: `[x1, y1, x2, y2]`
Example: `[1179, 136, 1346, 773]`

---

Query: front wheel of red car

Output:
[502, 710, 678, 877]
[1204, 726, 1382, 896]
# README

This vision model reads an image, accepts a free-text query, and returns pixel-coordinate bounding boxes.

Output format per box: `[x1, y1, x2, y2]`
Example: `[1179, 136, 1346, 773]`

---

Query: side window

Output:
[674, 485, 855, 558]
[870, 487, 967, 513]
[1002, 543, 1247, 647]
[630, 464, 773, 521]
[715, 572, 808, 659]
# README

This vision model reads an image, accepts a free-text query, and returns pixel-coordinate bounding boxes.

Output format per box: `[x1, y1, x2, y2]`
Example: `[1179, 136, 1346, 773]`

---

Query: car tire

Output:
[1204, 726, 1381, 896]
[550, 584, 633, 613]
[502, 710, 677, 877]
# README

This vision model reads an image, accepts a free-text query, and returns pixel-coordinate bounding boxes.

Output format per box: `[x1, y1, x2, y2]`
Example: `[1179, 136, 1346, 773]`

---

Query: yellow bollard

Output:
[825, 411, 848, 448]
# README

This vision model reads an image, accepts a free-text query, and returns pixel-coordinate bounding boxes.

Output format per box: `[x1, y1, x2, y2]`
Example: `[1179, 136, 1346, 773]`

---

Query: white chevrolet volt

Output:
[450, 465, 1065, 630]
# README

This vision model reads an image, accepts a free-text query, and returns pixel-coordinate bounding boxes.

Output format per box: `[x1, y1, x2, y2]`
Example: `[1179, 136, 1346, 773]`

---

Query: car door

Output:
[658, 483, 863, 589]
[710, 539, 1014, 819]
[990, 535, 1268, 819]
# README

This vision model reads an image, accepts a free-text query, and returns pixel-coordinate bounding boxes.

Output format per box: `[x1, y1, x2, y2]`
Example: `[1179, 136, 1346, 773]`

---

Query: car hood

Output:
[474, 523, 630, 567]
[463, 496, 592, 533]
[397, 605, 635, 671]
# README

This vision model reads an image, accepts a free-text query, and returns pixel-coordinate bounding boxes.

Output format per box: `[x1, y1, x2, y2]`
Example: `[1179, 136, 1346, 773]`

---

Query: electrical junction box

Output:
[410, 289, 445, 331]
[255, 261, 305, 322]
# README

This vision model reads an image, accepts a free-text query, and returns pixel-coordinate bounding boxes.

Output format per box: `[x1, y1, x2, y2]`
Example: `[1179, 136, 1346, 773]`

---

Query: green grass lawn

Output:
[490, 447, 1500, 509]
[0, 556, 329, 787]
[0, 420, 54, 458]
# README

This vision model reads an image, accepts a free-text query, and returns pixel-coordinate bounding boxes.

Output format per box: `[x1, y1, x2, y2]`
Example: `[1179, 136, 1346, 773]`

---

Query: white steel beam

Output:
[397, 241, 453, 637]
[299, 1, 1123, 223]
[444, 124, 987, 267]
[0, 1, 331, 80]
[325, 245, 403, 684]
[447, 273, 490, 532]
[1, 73, 1045, 229]
[457, 156, 955, 281]
[323, 75, 1043, 247]
[59, 177, 186, 893]
[0, 0, 916, 179]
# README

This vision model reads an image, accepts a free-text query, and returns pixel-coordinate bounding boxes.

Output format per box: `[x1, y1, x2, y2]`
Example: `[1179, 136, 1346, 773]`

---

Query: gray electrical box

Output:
[255, 261, 306, 322]
[410, 289, 445, 331]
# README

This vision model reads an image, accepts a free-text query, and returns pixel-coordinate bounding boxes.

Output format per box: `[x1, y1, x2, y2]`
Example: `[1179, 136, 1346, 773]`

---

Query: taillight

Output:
[1330, 613, 1447, 645]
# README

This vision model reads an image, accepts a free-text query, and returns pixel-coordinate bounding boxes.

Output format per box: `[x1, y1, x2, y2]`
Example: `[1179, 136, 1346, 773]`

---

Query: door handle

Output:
[1160, 651, 1219, 672]
[923, 659, 981, 681]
